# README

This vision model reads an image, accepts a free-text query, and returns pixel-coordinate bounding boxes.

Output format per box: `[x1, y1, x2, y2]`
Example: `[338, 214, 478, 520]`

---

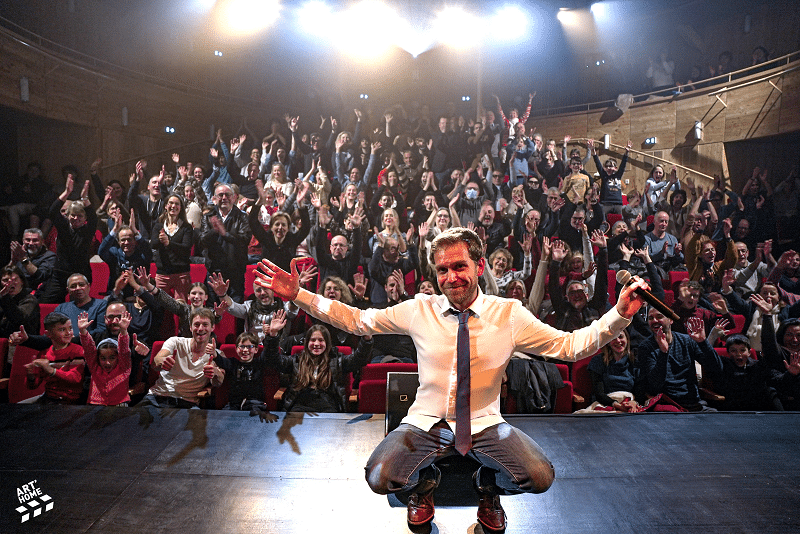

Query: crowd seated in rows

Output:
[2, 97, 799, 414]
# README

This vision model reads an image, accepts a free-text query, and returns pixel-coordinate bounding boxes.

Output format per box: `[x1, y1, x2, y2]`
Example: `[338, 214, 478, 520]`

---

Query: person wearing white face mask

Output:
[449, 167, 496, 228]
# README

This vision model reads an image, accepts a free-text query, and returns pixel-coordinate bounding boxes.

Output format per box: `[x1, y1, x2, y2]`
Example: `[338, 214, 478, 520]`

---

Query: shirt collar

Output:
[435, 289, 484, 320]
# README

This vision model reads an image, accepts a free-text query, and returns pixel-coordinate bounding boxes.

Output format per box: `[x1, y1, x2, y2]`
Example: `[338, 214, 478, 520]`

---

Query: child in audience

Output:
[214, 331, 273, 415]
[560, 157, 590, 205]
[263, 311, 373, 413]
[77, 310, 134, 406]
[23, 312, 85, 404]
[708, 334, 784, 411]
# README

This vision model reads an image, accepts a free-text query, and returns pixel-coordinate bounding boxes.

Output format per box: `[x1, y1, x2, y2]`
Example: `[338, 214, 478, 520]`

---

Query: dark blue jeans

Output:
[365, 421, 554, 496]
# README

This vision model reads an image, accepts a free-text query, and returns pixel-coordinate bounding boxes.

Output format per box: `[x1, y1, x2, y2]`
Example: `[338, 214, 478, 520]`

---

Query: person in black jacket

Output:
[705, 334, 783, 411]
[248, 184, 311, 273]
[200, 184, 252, 302]
[548, 230, 609, 332]
[151, 194, 194, 301]
[761, 316, 800, 410]
[0, 266, 40, 382]
[36, 178, 97, 304]
[8, 228, 55, 303]
[214, 332, 273, 412]
[263, 312, 373, 412]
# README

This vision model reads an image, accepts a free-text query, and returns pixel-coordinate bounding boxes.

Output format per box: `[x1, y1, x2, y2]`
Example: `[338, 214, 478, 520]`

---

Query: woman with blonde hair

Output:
[583, 329, 642, 412]
[487, 242, 532, 296]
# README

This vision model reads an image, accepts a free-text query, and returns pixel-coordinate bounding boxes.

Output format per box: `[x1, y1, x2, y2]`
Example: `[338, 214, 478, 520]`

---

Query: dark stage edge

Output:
[1, 406, 799, 534]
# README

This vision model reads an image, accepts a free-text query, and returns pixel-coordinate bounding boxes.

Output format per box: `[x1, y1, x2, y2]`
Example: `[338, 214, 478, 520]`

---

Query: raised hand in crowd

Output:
[208, 271, 230, 298]
[77, 311, 93, 335]
[266, 309, 288, 337]
[298, 263, 318, 287]
[541, 236, 552, 260]
[348, 272, 367, 300]
[686, 316, 707, 342]
[551, 239, 568, 262]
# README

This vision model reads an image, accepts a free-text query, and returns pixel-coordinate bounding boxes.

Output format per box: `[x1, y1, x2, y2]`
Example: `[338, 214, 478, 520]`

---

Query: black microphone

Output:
[616, 270, 680, 321]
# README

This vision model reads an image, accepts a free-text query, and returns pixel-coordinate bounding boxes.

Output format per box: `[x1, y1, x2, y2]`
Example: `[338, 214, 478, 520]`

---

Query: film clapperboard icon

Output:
[16, 494, 53, 523]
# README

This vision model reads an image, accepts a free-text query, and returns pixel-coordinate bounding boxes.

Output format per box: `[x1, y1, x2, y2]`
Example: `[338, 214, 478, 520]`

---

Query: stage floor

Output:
[0, 405, 798, 534]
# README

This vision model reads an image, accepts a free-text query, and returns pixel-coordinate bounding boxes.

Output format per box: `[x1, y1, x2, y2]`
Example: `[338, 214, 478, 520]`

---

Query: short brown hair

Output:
[190, 307, 216, 325]
[429, 227, 483, 265]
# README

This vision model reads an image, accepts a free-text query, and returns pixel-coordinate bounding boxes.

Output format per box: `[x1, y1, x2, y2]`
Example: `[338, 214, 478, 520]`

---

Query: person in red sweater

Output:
[77, 310, 144, 406]
[24, 312, 85, 404]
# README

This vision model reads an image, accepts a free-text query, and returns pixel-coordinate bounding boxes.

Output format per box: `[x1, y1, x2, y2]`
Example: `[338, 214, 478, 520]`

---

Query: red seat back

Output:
[190, 263, 207, 284]
[148, 340, 165, 387]
[8, 345, 45, 403]
[570, 357, 593, 410]
[90, 261, 110, 299]
[214, 313, 238, 344]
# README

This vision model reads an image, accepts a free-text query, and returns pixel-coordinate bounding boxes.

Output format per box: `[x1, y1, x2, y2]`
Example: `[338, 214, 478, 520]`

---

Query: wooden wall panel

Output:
[675, 92, 726, 151]
[586, 108, 631, 146]
[724, 78, 782, 141]
[779, 68, 800, 134]
[629, 100, 677, 149]
[0, 35, 48, 114]
[532, 113, 588, 147]
[528, 115, 567, 141]
[43, 59, 100, 126]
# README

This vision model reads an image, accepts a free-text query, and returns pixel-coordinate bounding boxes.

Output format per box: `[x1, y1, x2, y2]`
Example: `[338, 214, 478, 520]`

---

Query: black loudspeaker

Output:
[384, 372, 419, 435]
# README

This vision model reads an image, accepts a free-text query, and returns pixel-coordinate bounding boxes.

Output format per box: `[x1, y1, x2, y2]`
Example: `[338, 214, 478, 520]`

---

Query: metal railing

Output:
[530, 51, 800, 117]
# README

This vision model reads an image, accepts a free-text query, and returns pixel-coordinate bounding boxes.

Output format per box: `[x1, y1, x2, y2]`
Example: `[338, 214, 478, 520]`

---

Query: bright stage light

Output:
[337, 1, 400, 58]
[222, 0, 281, 35]
[395, 24, 435, 58]
[435, 6, 480, 49]
[590, 3, 607, 19]
[196, 0, 217, 11]
[492, 6, 528, 41]
[556, 7, 578, 26]
[298, 1, 332, 34]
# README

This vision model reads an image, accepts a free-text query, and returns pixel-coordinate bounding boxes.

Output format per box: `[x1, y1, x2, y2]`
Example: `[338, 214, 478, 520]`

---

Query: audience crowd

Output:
[2, 93, 800, 414]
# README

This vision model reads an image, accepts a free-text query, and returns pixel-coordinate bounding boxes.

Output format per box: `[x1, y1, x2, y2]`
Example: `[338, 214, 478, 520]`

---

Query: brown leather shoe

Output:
[477, 493, 506, 532]
[407, 465, 440, 526]
[407, 491, 435, 526]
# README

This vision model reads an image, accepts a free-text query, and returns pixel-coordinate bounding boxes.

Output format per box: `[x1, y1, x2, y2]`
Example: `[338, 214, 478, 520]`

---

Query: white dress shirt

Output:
[294, 288, 630, 434]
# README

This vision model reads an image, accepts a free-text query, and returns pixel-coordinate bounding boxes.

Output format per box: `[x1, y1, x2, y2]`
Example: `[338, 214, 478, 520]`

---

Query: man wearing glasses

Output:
[200, 184, 252, 302]
[588, 138, 632, 216]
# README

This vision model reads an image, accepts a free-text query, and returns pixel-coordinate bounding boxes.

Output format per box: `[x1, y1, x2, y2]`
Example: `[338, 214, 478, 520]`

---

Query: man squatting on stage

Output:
[255, 226, 647, 532]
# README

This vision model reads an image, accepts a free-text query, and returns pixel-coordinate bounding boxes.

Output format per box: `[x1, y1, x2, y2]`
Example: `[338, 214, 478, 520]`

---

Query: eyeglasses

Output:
[216, 192, 233, 198]
[105, 315, 122, 321]
[237, 345, 256, 351]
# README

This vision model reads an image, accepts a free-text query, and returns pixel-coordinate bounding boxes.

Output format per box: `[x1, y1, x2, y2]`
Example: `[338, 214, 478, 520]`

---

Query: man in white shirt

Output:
[255, 227, 647, 532]
[141, 308, 223, 408]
